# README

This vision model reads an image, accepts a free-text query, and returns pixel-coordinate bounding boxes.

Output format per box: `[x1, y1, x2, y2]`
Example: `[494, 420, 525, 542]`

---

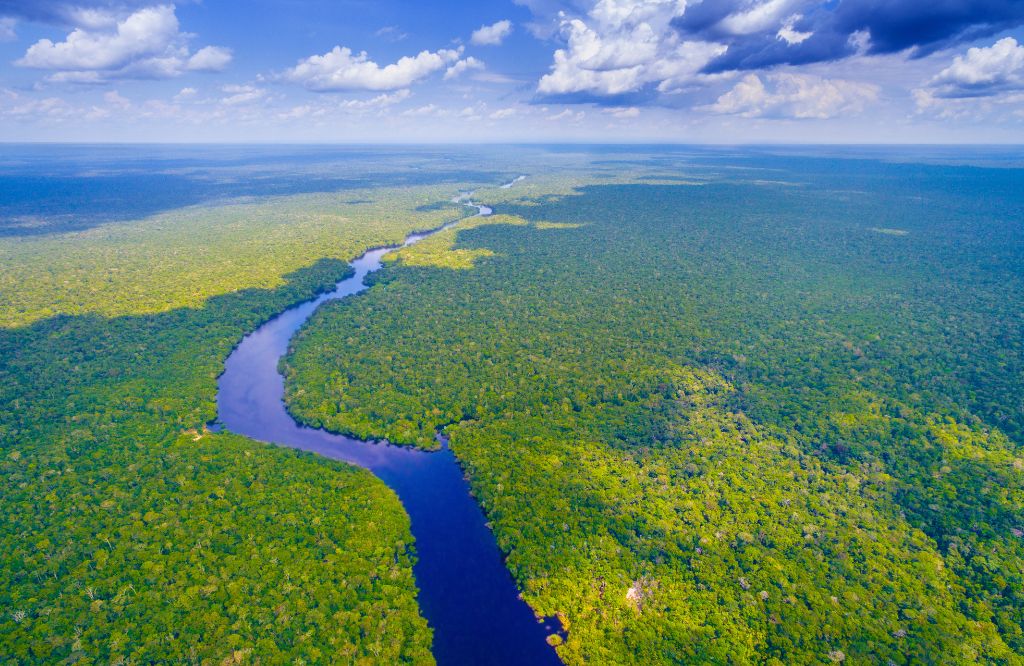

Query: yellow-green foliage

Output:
[533, 221, 586, 230]
[386, 214, 526, 270]
[0, 186, 469, 327]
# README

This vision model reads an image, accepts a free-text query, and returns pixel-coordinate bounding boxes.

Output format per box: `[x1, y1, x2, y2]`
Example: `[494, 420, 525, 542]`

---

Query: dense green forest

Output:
[0, 187, 472, 663]
[0, 185, 467, 327]
[284, 159, 1024, 663]
[4, 148, 1023, 664]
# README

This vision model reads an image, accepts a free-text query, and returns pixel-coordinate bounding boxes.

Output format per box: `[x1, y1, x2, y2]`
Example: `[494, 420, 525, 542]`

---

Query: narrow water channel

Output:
[216, 191, 563, 665]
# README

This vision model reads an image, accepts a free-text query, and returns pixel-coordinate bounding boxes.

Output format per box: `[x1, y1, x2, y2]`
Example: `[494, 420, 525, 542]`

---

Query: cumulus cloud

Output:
[187, 46, 232, 72]
[925, 37, 1024, 98]
[279, 45, 464, 91]
[15, 5, 231, 81]
[526, 0, 1024, 77]
[675, 0, 1024, 73]
[718, 0, 797, 36]
[18, 5, 180, 70]
[536, 1, 726, 98]
[444, 56, 485, 80]
[912, 37, 1024, 119]
[471, 19, 513, 46]
[707, 72, 878, 118]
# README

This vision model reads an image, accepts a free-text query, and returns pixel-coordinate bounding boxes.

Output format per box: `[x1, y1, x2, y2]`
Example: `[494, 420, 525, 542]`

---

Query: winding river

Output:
[217, 189, 563, 665]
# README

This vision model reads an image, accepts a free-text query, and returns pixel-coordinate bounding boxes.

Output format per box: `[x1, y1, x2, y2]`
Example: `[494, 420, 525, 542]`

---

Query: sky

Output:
[0, 0, 1022, 143]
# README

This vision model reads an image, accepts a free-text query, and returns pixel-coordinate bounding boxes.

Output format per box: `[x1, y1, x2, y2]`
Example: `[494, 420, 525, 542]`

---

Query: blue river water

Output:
[216, 197, 564, 665]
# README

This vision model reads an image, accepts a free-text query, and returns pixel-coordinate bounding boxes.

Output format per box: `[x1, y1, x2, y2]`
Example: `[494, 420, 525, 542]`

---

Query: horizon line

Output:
[2, 140, 1023, 147]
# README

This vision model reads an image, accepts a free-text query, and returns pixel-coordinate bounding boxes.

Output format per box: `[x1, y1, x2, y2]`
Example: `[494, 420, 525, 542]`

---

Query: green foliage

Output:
[0, 187, 470, 664]
[1, 433, 431, 665]
[0, 185, 467, 327]
[284, 163, 1024, 663]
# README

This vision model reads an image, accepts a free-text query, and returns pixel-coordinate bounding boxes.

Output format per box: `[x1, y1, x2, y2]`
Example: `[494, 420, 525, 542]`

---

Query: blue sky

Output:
[0, 0, 1022, 142]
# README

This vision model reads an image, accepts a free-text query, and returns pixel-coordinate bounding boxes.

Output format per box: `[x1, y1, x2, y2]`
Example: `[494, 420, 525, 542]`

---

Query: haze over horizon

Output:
[0, 0, 1023, 144]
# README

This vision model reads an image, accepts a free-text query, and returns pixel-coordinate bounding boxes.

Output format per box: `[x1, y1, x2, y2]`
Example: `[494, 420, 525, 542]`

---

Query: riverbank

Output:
[217, 186, 564, 665]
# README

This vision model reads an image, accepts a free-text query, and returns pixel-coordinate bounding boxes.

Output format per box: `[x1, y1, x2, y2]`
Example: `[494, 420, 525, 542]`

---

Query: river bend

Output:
[217, 191, 562, 665]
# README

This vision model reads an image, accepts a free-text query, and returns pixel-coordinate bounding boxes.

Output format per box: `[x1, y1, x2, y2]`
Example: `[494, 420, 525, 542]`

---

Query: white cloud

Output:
[848, 29, 871, 56]
[263, 89, 413, 122]
[339, 89, 411, 110]
[926, 37, 1024, 98]
[188, 46, 233, 72]
[174, 86, 197, 100]
[536, 0, 726, 97]
[64, 7, 121, 30]
[471, 70, 521, 84]
[911, 88, 995, 120]
[458, 104, 485, 120]
[650, 41, 731, 93]
[911, 38, 1024, 120]
[374, 26, 408, 42]
[46, 71, 107, 84]
[604, 106, 640, 118]
[269, 90, 410, 122]
[220, 84, 266, 106]
[777, 14, 812, 45]
[104, 90, 131, 108]
[277, 105, 320, 120]
[15, 5, 231, 82]
[471, 20, 513, 46]
[719, 0, 797, 35]
[82, 90, 131, 120]
[0, 89, 76, 120]
[280, 45, 463, 91]
[707, 73, 879, 119]
[708, 73, 767, 115]
[444, 56, 485, 80]
[18, 6, 180, 70]
[402, 104, 442, 117]
[546, 108, 585, 121]
[489, 107, 518, 119]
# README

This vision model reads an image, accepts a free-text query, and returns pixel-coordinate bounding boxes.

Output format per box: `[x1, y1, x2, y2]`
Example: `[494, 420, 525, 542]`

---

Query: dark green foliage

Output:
[1, 223, 442, 662]
[285, 160, 1024, 663]
[1, 433, 430, 664]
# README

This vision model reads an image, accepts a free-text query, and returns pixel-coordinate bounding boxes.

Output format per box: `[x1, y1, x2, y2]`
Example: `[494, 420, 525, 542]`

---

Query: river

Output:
[216, 190, 564, 665]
